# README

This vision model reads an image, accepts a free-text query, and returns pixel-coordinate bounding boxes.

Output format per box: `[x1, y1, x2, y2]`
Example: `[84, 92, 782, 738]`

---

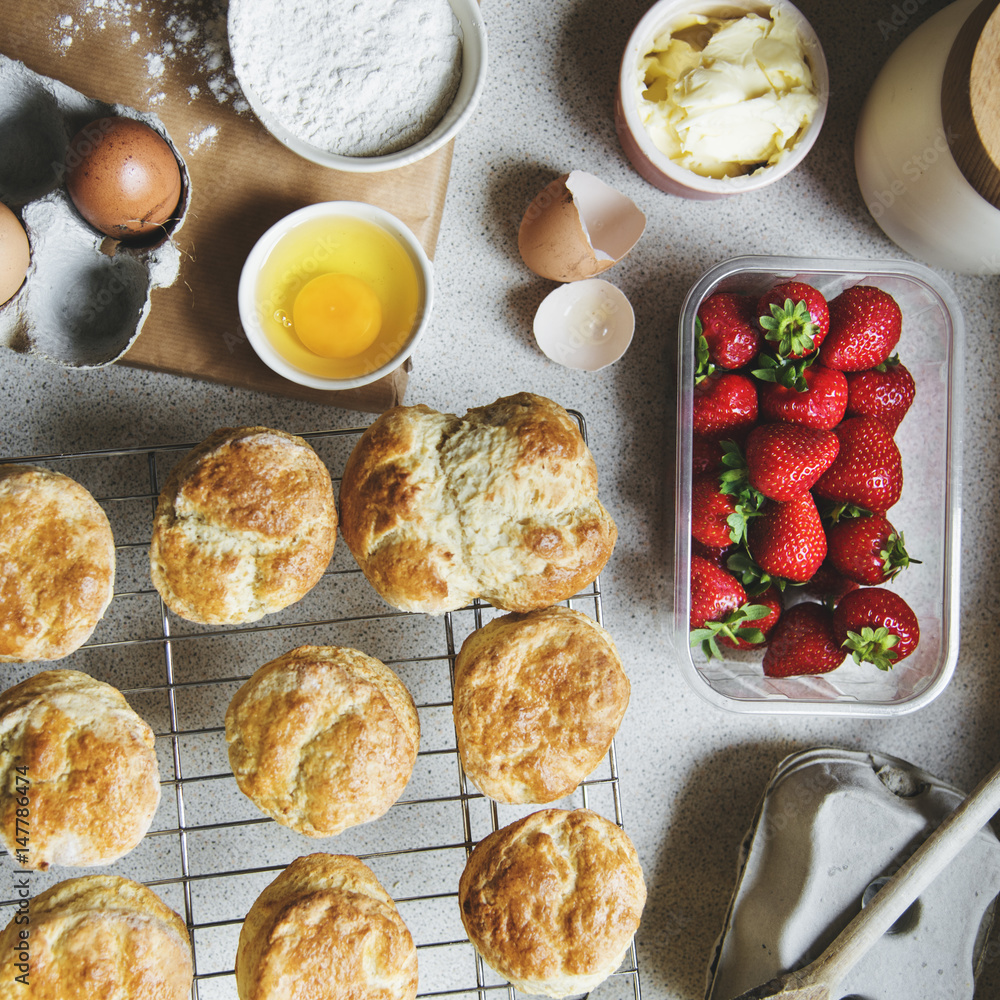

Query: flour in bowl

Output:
[228, 0, 463, 157]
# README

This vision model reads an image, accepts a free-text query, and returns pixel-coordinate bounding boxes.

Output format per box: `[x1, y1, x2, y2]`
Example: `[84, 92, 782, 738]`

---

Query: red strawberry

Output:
[820, 286, 902, 371]
[693, 372, 758, 441]
[826, 513, 916, 586]
[690, 556, 774, 658]
[697, 292, 761, 370]
[757, 281, 830, 359]
[690, 555, 746, 630]
[692, 434, 724, 474]
[813, 416, 903, 513]
[747, 493, 827, 583]
[762, 602, 844, 677]
[758, 363, 848, 430]
[692, 473, 739, 548]
[845, 357, 915, 432]
[745, 423, 839, 501]
[720, 585, 783, 649]
[691, 539, 735, 567]
[832, 588, 920, 669]
[803, 560, 860, 604]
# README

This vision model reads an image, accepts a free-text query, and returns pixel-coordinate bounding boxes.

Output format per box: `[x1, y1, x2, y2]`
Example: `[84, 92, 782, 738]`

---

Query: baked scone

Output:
[453, 606, 629, 804]
[236, 853, 418, 1000]
[459, 809, 646, 998]
[0, 464, 115, 662]
[149, 426, 336, 624]
[225, 645, 420, 837]
[0, 669, 160, 870]
[339, 393, 617, 614]
[0, 874, 193, 1000]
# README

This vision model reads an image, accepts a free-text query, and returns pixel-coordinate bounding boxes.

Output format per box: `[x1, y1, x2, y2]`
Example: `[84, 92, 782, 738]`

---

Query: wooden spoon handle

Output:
[796, 758, 1000, 989]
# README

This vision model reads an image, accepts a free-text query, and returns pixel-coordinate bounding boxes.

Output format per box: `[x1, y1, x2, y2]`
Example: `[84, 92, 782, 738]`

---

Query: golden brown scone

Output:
[0, 669, 160, 870]
[0, 464, 115, 663]
[236, 853, 418, 1000]
[225, 645, 420, 837]
[459, 809, 645, 998]
[339, 393, 617, 614]
[0, 874, 193, 1000]
[149, 426, 336, 624]
[453, 606, 629, 804]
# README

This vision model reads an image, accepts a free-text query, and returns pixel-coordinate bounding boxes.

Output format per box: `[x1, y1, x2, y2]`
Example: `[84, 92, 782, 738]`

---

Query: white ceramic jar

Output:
[855, 0, 1000, 274]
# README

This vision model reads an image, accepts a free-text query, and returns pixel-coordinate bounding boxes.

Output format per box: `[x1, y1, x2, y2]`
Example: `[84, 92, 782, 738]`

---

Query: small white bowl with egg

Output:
[615, 0, 828, 198]
[237, 202, 433, 390]
[228, 0, 488, 172]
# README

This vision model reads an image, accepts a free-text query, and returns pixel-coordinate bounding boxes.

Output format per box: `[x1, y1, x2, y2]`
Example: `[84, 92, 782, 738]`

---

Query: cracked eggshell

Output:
[518, 170, 645, 282]
[0, 54, 189, 368]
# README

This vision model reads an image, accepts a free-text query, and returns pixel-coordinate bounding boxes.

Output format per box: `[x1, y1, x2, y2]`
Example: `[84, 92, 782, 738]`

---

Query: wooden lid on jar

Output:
[942, 0, 1000, 208]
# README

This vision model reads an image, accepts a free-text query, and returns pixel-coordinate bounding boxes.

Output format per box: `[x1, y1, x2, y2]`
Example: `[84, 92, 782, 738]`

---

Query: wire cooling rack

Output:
[0, 415, 641, 1000]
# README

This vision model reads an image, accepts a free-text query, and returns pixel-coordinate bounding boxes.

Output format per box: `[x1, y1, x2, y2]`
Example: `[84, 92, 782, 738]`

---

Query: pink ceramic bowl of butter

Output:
[616, 0, 828, 199]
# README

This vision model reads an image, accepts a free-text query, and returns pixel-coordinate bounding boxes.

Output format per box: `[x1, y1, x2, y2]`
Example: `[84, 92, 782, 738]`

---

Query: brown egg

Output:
[518, 170, 645, 282]
[65, 116, 183, 240]
[0, 202, 30, 306]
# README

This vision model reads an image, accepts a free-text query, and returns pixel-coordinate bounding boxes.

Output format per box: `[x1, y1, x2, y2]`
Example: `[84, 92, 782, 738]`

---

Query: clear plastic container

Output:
[674, 256, 964, 716]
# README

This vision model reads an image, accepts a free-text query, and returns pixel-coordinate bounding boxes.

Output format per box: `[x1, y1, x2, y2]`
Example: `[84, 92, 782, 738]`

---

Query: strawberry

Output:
[762, 601, 844, 677]
[757, 281, 830, 359]
[690, 555, 773, 657]
[758, 363, 848, 430]
[826, 513, 917, 585]
[803, 560, 859, 604]
[820, 286, 902, 371]
[813, 416, 903, 513]
[747, 493, 827, 583]
[690, 555, 746, 630]
[744, 423, 839, 501]
[692, 434, 724, 474]
[832, 588, 920, 669]
[691, 539, 734, 567]
[719, 585, 782, 649]
[693, 372, 758, 442]
[845, 357, 915, 432]
[692, 472, 739, 548]
[696, 292, 761, 371]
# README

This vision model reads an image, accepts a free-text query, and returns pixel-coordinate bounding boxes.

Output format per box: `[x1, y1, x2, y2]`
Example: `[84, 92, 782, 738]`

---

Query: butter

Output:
[637, 9, 820, 179]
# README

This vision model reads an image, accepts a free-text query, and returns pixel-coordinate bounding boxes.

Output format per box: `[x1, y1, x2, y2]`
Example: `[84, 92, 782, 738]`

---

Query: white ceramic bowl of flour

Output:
[228, 0, 487, 171]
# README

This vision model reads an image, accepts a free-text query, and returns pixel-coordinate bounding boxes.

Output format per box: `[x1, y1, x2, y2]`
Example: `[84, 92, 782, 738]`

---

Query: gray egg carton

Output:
[0, 54, 189, 368]
[707, 747, 1000, 1000]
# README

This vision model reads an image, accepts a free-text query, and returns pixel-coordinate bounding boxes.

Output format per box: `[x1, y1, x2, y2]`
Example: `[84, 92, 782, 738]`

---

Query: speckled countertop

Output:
[2, 1, 1000, 998]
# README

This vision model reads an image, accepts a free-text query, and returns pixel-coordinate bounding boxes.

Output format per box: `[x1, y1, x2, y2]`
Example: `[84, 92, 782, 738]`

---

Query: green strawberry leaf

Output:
[695, 319, 715, 383]
[750, 351, 812, 391]
[726, 550, 776, 593]
[816, 498, 872, 525]
[690, 602, 773, 658]
[881, 531, 921, 579]
[843, 626, 900, 671]
[758, 297, 819, 358]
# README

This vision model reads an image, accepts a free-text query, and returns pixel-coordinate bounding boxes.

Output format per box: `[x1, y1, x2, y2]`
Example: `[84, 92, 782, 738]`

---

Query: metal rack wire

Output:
[0, 415, 641, 1000]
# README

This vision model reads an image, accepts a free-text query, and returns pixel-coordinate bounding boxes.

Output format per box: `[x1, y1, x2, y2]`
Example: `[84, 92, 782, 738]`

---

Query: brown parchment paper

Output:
[0, 0, 458, 412]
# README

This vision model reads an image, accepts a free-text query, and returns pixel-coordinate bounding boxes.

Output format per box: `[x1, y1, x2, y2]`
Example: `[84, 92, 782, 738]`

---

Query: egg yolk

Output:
[291, 273, 382, 358]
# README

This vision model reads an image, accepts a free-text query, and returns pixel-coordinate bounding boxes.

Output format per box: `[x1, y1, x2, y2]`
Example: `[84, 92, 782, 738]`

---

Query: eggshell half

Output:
[533, 278, 635, 371]
[518, 170, 645, 282]
[0, 202, 29, 307]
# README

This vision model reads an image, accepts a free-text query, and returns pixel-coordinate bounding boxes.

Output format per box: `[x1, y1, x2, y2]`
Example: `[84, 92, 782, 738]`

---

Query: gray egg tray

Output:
[0, 54, 189, 368]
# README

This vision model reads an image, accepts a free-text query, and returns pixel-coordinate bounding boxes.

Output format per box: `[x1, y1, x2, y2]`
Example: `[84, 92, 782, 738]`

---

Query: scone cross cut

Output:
[150, 426, 337, 625]
[339, 393, 617, 614]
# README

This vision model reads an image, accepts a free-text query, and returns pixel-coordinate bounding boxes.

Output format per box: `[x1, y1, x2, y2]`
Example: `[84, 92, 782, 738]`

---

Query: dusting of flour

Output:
[228, 0, 463, 156]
